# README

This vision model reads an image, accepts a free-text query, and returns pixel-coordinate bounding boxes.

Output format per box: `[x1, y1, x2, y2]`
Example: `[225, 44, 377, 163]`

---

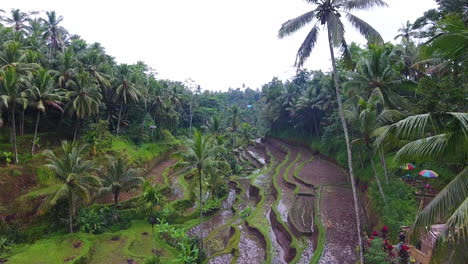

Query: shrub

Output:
[240, 207, 252, 219]
[143, 255, 160, 264]
[77, 206, 132, 234]
[202, 199, 222, 214]
[364, 238, 390, 264]
[36, 166, 55, 186]
[369, 178, 417, 240]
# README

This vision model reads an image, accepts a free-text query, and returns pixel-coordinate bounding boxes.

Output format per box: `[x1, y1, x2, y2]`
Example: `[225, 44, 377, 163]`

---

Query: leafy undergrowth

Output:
[5, 220, 176, 264]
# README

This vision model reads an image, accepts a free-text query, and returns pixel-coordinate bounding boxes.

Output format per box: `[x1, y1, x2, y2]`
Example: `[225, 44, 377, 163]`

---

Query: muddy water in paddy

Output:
[188, 187, 236, 239]
[237, 223, 266, 264]
[261, 139, 294, 264]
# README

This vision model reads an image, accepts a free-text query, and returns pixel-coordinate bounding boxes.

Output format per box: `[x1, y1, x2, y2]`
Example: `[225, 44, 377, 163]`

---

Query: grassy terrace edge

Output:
[270, 146, 304, 264]
[245, 150, 277, 264]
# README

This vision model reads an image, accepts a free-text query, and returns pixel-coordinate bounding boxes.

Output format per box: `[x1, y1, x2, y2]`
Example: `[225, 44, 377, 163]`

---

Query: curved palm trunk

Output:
[20, 109, 25, 136]
[312, 112, 320, 138]
[11, 103, 19, 164]
[327, 29, 364, 264]
[198, 167, 204, 250]
[379, 148, 389, 184]
[74, 117, 80, 141]
[32, 112, 41, 155]
[366, 145, 388, 204]
[116, 103, 123, 136]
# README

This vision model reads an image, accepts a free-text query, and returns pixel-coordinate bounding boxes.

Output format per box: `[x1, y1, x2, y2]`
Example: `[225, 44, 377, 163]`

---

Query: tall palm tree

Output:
[26, 68, 67, 154]
[345, 96, 402, 202]
[0, 9, 37, 33]
[278, 1, 387, 262]
[175, 129, 221, 249]
[43, 141, 100, 233]
[394, 21, 418, 44]
[0, 41, 40, 73]
[40, 11, 67, 57]
[100, 157, 144, 206]
[114, 64, 141, 136]
[56, 47, 78, 89]
[0, 66, 28, 163]
[202, 116, 224, 137]
[66, 71, 102, 141]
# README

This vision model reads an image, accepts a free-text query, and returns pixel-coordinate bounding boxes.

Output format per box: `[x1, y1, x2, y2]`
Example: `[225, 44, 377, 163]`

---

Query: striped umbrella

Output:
[401, 163, 416, 170]
[419, 170, 439, 178]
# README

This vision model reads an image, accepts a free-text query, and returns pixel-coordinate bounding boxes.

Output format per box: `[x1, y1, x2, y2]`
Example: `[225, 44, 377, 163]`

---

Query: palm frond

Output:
[295, 23, 320, 68]
[395, 133, 450, 162]
[412, 167, 468, 242]
[278, 11, 316, 38]
[345, 13, 383, 43]
[341, 0, 388, 10]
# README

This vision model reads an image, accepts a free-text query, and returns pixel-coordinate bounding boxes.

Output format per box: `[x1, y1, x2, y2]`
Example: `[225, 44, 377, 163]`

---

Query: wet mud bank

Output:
[269, 209, 296, 263]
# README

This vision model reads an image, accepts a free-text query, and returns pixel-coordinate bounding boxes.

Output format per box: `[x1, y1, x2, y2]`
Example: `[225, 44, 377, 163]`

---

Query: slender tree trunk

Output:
[74, 117, 80, 142]
[327, 30, 363, 264]
[20, 109, 25, 136]
[379, 148, 389, 184]
[151, 224, 156, 255]
[358, 148, 365, 170]
[198, 167, 204, 250]
[69, 191, 74, 233]
[312, 113, 320, 138]
[11, 103, 19, 164]
[32, 112, 41, 155]
[116, 103, 123, 136]
[189, 96, 193, 136]
[113, 192, 119, 222]
[367, 145, 388, 204]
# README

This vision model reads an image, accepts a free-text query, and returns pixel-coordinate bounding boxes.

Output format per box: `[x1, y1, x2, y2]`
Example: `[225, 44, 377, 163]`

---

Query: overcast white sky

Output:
[8, 0, 438, 91]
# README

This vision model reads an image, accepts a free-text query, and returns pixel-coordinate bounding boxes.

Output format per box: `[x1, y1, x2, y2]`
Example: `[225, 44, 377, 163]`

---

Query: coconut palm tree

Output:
[56, 47, 78, 89]
[343, 45, 408, 109]
[100, 157, 144, 206]
[278, 1, 388, 261]
[40, 11, 67, 57]
[81, 49, 111, 89]
[0, 66, 28, 163]
[345, 96, 402, 202]
[0, 41, 40, 73]
[174, 129, 222, 249]
[43, 141, 100, 233]
[114, 64, 141, 136]
[140, 181, 163, 255]
[66, 71, 102, 141]
[394, 21, 418, 44]
[0, 9, 37, 33]
[26, 68, 67, 154]
[202, 116, 224, 137]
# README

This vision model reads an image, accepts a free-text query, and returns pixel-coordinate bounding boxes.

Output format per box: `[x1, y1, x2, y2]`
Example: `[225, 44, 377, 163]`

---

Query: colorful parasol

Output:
[419, 170, 439, 178]
[401, 163, 416, 170]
